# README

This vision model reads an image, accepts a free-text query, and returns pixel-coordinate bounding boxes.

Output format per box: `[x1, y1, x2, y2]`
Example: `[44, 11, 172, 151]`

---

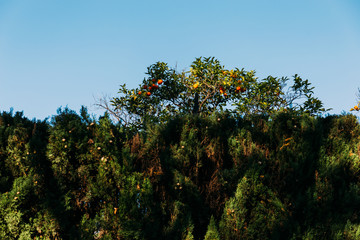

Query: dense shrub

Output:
[0, 109, 359, 239]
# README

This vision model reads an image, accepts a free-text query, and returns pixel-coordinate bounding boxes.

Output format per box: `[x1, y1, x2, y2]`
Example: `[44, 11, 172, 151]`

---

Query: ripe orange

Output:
[146, 92, 151, 96]
[236, 86, 241, 91]
[354, 105, 359, 111]
[157, 79, 163, 85]
[138, 91, 142, 95]
[152, 84, 158, 89]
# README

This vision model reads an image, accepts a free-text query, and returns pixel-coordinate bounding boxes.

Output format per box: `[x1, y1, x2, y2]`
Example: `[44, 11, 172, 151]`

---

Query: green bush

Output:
[0, 109, 360, 239]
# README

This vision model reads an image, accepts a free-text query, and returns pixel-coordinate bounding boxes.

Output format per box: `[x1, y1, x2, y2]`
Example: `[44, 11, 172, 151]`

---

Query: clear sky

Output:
[1, 0, 360, 120]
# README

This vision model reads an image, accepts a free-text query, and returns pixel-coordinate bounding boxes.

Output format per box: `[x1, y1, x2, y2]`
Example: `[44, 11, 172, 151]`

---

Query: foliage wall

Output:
[1, 108, 360, 239]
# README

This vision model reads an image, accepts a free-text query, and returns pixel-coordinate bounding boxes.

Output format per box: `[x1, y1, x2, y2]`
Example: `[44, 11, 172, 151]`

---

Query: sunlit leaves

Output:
[110, 57, 327, 130]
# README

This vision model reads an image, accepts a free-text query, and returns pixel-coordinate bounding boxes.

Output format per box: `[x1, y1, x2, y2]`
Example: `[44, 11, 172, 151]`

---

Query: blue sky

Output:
[1, 0, 360, 120]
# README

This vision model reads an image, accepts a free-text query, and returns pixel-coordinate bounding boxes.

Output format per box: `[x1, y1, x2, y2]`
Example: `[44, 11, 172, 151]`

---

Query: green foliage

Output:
[109, 57, 327, 128]
[0, 107, 359, 239]
[204, 216, 220, 240]
[84, 170, 155, 239]
[219, 171, 288, 240]
[343, 220, 360, 239]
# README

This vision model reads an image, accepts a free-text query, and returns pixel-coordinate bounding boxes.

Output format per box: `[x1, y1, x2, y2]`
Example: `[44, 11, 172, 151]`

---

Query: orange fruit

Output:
[138, 91, 142, 95]
[157, 79, 163, 85]
[146, 92, 151, 96]
[236, 86, 241, 91]
[143, 85, 148, 89]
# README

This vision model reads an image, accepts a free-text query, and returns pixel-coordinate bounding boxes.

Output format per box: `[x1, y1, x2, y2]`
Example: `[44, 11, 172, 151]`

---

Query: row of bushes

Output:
[0, 108, 360, 239]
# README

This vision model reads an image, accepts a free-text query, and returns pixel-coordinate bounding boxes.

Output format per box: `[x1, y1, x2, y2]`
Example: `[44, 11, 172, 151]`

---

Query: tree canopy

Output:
[109, 57, 327, 128]
[2, 57, 360, 239]
[1, 109, 360, 239]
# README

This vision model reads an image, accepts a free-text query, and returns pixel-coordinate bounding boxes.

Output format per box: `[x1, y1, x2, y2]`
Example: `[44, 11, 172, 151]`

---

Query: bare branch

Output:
[94, 95, 125, 124]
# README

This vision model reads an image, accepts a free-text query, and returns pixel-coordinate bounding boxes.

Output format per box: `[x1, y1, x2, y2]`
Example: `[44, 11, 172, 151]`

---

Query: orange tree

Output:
[350, 88, 360, 112]
[110, 57, 327, 128]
